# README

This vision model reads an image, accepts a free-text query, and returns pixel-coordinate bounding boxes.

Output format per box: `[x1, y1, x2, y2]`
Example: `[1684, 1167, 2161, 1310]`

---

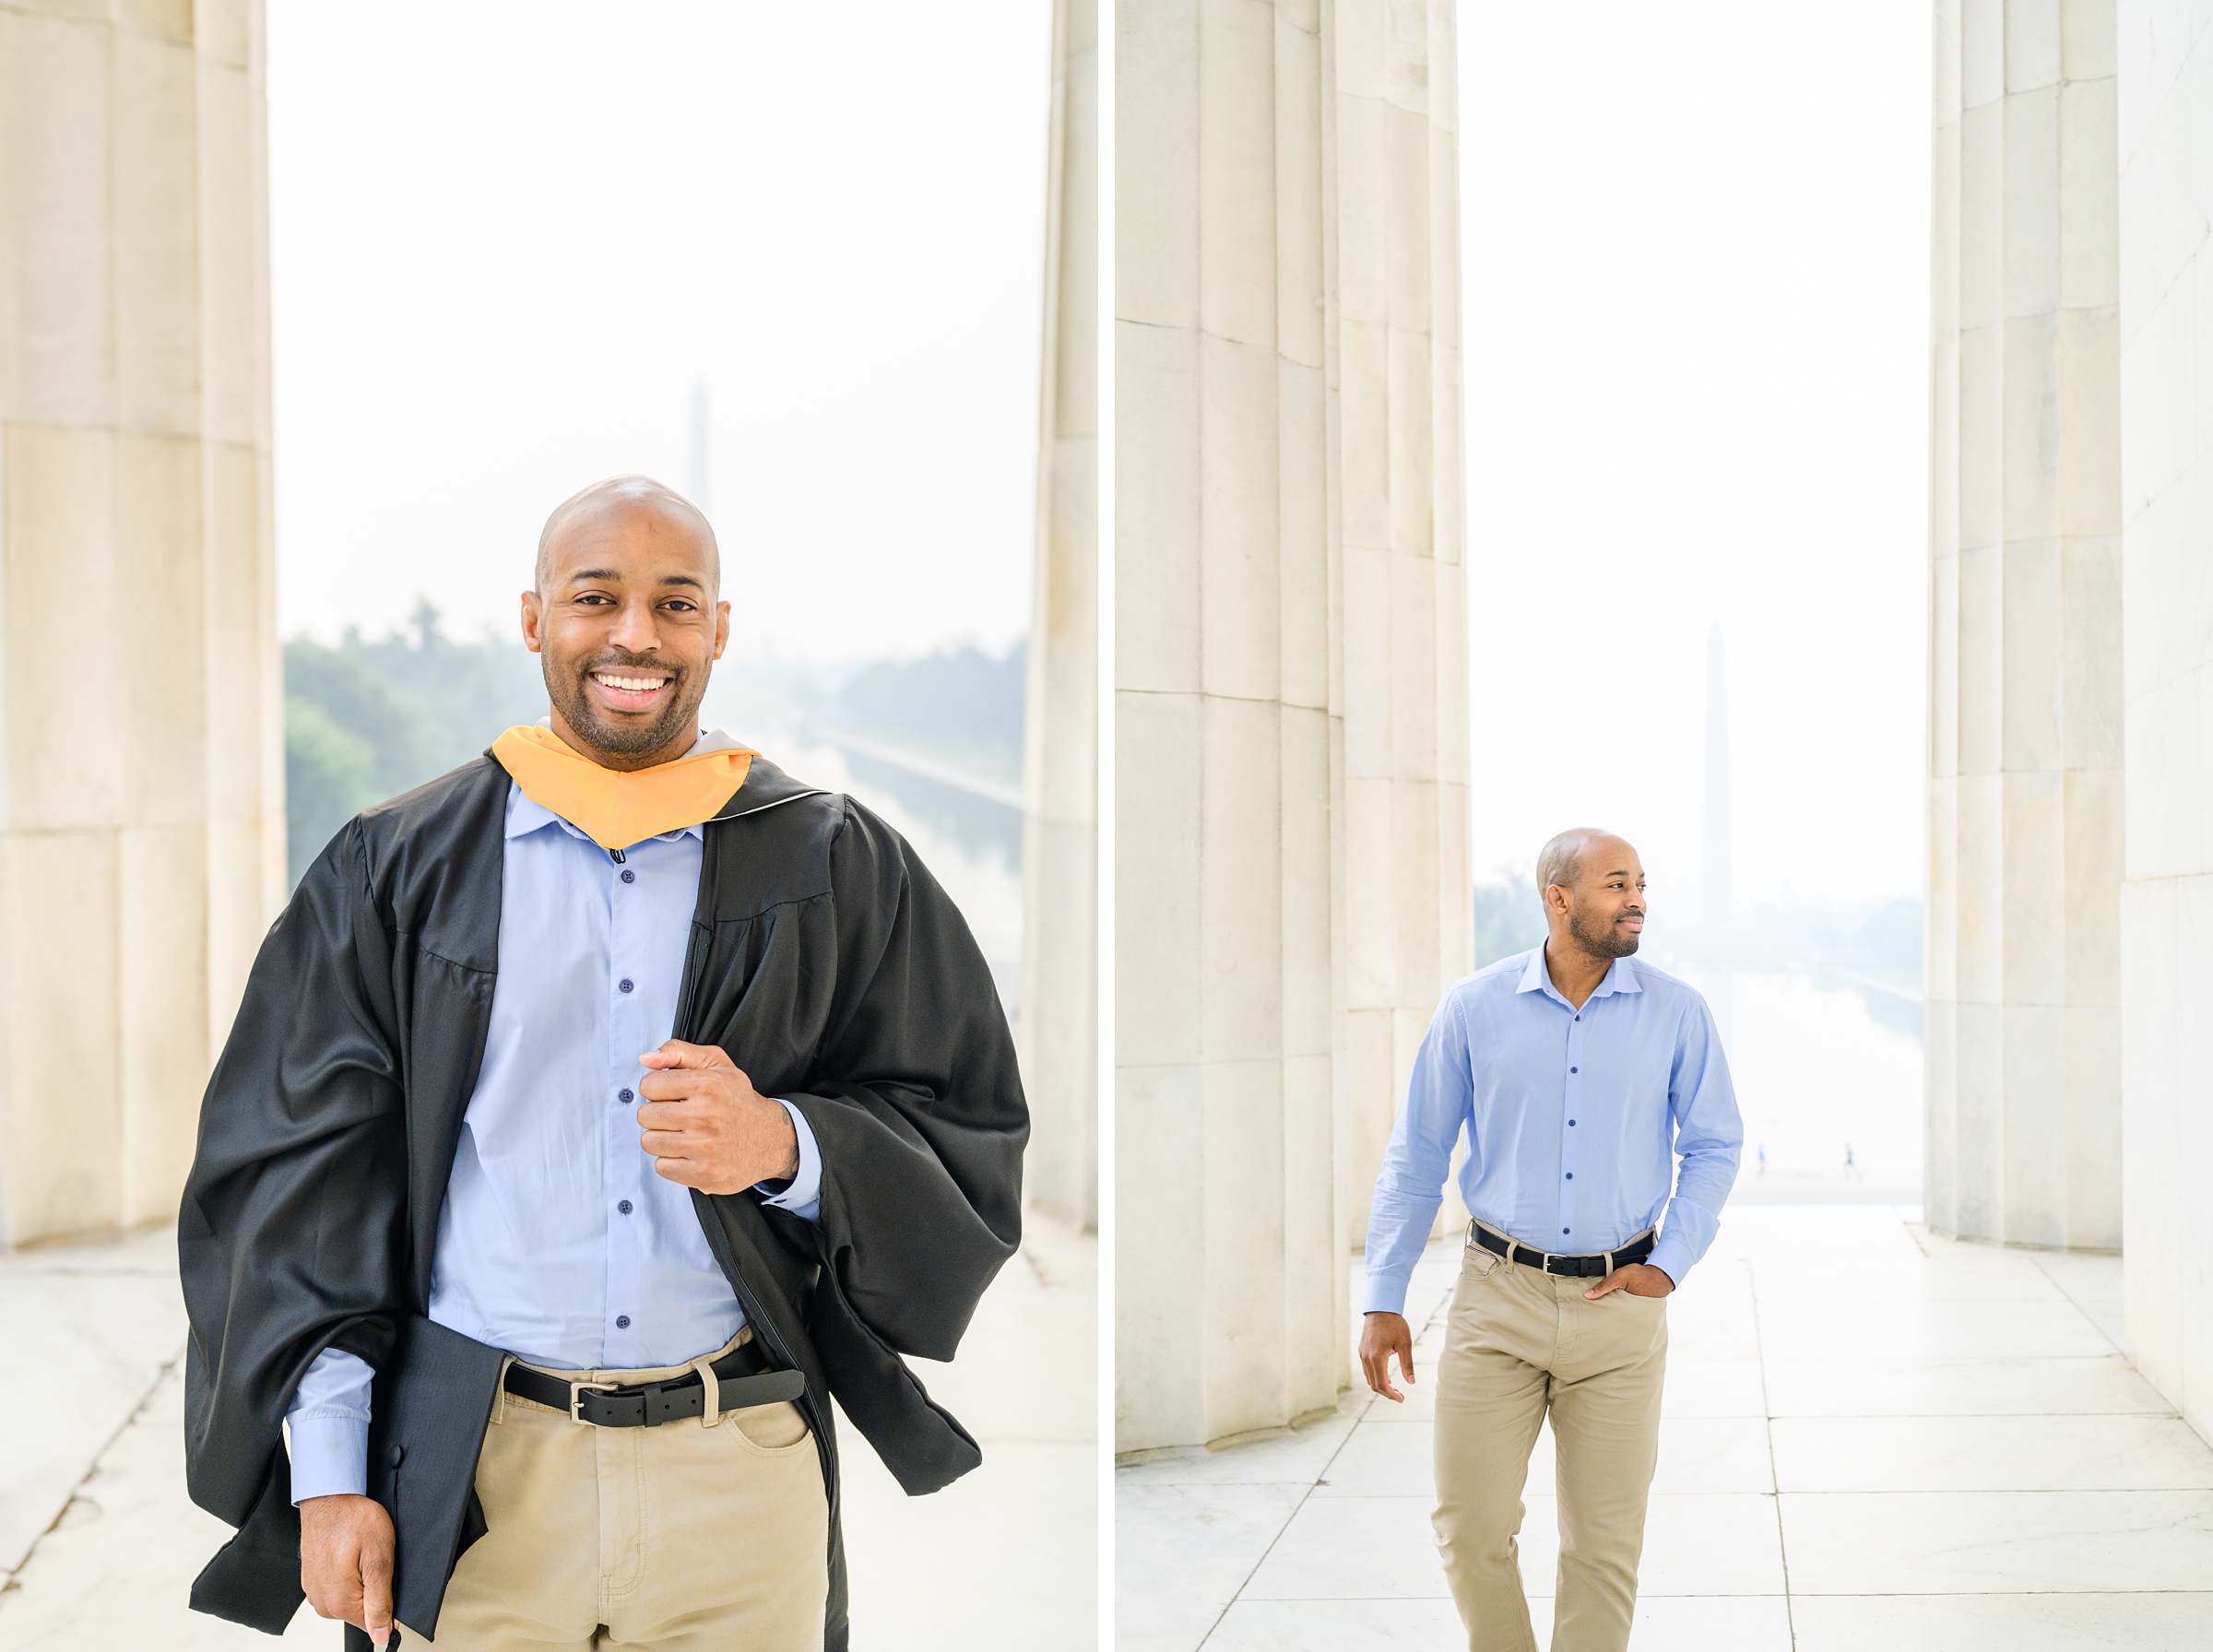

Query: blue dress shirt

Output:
[1363, 948, 1742, 1316]
[286, 763, 822, 1501]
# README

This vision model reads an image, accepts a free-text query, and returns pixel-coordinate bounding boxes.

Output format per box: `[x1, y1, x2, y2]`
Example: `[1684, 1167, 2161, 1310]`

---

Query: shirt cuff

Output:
[1361, 1268, 1414, 1317]
[757, 1099, 822, 1221]
[286, 1411, 370, 1503]
[1645, 1233, 1695, 1289]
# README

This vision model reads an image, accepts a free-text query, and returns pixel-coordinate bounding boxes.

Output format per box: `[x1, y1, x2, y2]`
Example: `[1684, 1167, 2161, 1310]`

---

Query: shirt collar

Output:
[502, 725, 730, 845]
[1515, 946, 1642, 1005]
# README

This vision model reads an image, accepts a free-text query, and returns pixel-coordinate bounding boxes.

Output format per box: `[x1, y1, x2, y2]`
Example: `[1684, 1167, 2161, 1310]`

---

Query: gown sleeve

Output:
[784, 798, 1028, 1363]
[177, 817, 410, 1543]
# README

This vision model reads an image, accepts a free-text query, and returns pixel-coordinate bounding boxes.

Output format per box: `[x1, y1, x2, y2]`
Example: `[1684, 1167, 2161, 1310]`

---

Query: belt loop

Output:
[491, 1354, 517, 1426]
[691, 1354, 723, 1427]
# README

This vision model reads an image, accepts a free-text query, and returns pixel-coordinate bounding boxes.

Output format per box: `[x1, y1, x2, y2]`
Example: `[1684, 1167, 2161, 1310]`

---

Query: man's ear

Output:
[712, 599, 731, 661]
[520, 589, 543, 654]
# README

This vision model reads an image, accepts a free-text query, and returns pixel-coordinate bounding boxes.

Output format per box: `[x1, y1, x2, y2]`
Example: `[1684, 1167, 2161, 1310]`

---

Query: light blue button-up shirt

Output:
[285, 761, 821, 1501]
[1363, 947, 1741, 1315]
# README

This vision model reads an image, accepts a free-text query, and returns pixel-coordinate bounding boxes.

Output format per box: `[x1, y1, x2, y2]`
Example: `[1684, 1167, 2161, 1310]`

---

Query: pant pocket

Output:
[721, 1398, 812, 1455]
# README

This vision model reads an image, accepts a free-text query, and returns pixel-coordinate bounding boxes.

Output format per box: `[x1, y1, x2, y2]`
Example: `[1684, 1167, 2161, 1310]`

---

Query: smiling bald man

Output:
[1360, 830, 1741, 1652]
[180, 478, 1026, 1652]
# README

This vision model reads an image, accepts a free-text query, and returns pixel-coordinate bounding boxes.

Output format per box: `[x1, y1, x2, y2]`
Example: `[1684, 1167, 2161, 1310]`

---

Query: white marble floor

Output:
[1117, 1205, 2213, 1651]
[0, 1212, 1095, 1650]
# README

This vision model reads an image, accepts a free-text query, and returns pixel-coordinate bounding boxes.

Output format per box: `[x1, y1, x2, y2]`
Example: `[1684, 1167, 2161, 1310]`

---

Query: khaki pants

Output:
[401, 1330, 830, 1651]
[1432, 1233, 1667, 1652]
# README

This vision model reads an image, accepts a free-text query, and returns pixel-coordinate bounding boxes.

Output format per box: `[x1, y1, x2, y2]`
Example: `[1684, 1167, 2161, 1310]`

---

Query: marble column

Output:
[1117, 0, 1469, 1453]
[1925, 0, 2122, 1251]
[0, 0, 284, 1246]
[1020, 0, 1100, 1232]
[1331, 0, 1471, 1248]
[2118, 0, 2213, 1440]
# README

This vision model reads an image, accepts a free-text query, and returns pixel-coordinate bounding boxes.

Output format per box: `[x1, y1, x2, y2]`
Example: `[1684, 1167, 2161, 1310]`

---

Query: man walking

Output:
[180, 477, 1025, 1651]
[1359, 829, 1740, 1652]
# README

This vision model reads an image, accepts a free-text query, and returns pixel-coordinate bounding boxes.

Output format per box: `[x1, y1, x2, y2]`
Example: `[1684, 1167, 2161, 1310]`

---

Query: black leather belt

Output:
[503, 1339, 805, 1428]
[1472, 1222, 1655, 1279]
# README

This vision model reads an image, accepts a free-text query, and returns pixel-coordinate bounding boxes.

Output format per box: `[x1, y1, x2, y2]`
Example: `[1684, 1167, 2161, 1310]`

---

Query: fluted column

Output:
[2119, 0, 2213, 1440]
[1117, 0, 1469, 1453]
[1331, 0, 1471, 1247]
[1925, 0, 2121, 1251]
[1019, 0, 1100, 1233]
[0, 1, 284, 1245]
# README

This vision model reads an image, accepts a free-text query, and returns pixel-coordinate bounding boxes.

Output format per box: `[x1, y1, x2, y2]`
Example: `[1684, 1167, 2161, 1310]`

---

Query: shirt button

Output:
[621, 868, 636, 884]
[1569, 1119, 1578, 1126]
[1563, 1228, 1570, 1235]
[619, 978, 635, 994]
[1566, 1173, 1574, 1180]
[619, 1088, 633, 1103]
[616, 1315, 632, 1329]
[1570, 1067, 1579, 1074]
[618, 1199, 633, 1214]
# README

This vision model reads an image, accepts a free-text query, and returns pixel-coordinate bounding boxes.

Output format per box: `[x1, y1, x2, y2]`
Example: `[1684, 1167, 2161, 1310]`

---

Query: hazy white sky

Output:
[1461, 2, 1931, 910]
[267, 1, 1049, 661]
[268, 3, 1928, 909]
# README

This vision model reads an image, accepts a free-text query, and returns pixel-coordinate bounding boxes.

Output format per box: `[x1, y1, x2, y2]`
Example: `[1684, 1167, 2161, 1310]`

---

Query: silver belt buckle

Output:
[568, 1378, 617, 1423]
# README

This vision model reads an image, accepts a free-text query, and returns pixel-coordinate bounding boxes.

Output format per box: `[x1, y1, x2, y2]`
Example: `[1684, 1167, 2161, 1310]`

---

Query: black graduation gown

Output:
[176, 753, 1028, 1649]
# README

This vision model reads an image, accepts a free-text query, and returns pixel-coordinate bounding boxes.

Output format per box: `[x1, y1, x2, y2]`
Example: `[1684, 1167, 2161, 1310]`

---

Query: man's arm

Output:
[1641, 996, 1744, 1288]
[1359, 998, 1473, 1401]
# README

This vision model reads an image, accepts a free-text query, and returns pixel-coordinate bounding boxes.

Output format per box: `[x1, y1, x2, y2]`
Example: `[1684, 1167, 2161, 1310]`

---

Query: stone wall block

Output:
[2, 10, 112, 429]
[2006, 0, 2065, 92]
[1336, 316, 1392, 549]
[2000, 1003, 2068, 1243]
[1956, 542, 2004, 772]
[2000, 537, 2065, 771]
[1385, 329, 1435, 557]
[2061, 76, 2122, 307]
[1197, 0, 1281, 348]
[115, 0, 195, 44]
[1273, 9, 1326, 371]
[1279, 361, 1332, 710]
[1280, 703, 1335, 1045]
[1197, 336, 1284, 702]
[1382, 103, 1431, 336]
[1964, 0, 2007, 108]
[1115, 1061, 1204, 1446]
[2002, 312, 2065, 536]
[1117, 323, 1202, 693]
[2060, 306, 2124, 532]
[1117, 691, 1204, 1068]
[111, 29, 203, 436]
[6, 427, 123, 829]
[1955, 770, 2005, 1002]
[1200, 694, 1286, 1064]
[115, 432, 208, 823]
[1958, 324, 2005, 547]
[1116, 1, 1200, 330]
[195, 52, 266, 449]
[1200, 1056, 1289, 1438]
[120, 822, 208, 1227]
[2063, 533, 2124, 766]
[2000, 767, 2067, 1001]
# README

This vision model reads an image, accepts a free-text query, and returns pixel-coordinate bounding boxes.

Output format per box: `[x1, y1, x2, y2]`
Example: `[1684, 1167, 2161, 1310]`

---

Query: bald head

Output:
[535, 475, 720, 596]
[1537, 828, 1633, 896]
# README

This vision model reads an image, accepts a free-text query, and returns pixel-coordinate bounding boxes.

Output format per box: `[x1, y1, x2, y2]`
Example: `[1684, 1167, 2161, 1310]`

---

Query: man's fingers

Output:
[639, 1039, 737, 1072]
[652, 1154, 705, 1186]
[1398, 1343, 1418, 1386]
[1585, 1268, 1622, 1300]
[361, 1544, 394, 1643]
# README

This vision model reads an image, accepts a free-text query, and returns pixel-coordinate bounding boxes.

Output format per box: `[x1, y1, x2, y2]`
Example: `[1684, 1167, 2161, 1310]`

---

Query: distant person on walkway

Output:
[179, 477, 1026, 1651]
[1360, 829, 1742, 1652]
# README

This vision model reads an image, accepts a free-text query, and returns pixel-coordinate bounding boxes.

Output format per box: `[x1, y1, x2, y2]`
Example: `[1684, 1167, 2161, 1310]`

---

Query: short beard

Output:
[1568, 907, 1640, 960]
[546, 650, 704, 762]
